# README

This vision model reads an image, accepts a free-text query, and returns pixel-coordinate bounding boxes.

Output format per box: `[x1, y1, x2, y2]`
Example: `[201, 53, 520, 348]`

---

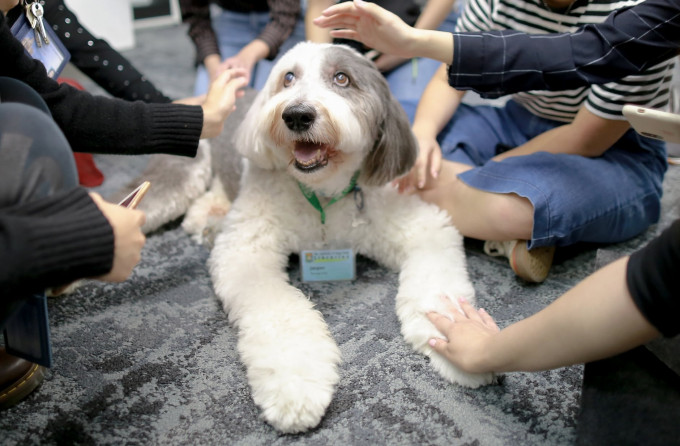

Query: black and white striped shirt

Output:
[455, 0, 675, 121]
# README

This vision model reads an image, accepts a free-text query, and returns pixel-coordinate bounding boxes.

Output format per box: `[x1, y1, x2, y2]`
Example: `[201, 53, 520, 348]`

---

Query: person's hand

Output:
[218, 54, 254, 84]
[215, 40, 269, 86]
[393, 131, 442, 193]
[200, 67, 249, 139]
[89, 193, 147, 282]
[426, 297, 500, 374]
[313, 0, 418, 59]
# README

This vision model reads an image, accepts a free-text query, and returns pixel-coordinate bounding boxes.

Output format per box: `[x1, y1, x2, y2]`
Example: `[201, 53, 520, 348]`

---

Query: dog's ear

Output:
[232, 88, 278, 169]
[360, 95, 418, 187]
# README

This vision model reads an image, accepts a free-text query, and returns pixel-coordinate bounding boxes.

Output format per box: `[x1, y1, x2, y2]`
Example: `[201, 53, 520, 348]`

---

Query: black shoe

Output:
[0, 347, 45, 410]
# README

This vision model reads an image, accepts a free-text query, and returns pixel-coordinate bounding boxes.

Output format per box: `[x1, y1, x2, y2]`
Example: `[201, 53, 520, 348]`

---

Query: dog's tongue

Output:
[294, 142, 327, 162]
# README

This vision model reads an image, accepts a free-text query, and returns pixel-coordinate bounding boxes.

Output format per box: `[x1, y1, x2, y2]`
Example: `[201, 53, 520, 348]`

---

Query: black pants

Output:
[0, 77, 77, 336]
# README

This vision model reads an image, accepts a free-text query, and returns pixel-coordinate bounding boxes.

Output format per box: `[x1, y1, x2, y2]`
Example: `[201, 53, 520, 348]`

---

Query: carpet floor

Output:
[2, 23, 679, 446]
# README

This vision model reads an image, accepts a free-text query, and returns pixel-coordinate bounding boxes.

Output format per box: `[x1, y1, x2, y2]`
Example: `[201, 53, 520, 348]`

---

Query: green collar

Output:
[298, 171, 360, 224]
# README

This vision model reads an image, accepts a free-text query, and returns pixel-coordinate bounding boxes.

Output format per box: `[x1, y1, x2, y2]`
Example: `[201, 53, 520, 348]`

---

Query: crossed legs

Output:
[417, 159, 535, 242]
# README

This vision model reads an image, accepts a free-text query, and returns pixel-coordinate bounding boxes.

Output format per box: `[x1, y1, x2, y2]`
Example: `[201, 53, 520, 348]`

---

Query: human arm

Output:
[216, 0, 300, 82]
[0, 188, 145, 298]
[372, 0, 456, 73]
[180, 0, 220, 71]
[427, 257, 661, 374]
[306, 0, 335, 43]
[42, 0, 172, 103]
[494, 105, 631, 161]
[1, 13, 246, 155]
[314, 0, 454, 65]
[316, 0, 680, 96]
[427, 220, 680, 373]
[396, 64, 465, 192]
[449, 0, 680, 98]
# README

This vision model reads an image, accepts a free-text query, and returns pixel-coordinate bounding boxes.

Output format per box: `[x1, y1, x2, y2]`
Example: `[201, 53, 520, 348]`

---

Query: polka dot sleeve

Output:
[44, 0, 172, 103]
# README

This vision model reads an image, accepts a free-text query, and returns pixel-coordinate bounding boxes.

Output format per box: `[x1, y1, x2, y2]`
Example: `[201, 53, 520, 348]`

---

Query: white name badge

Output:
[300, 249, 356, 282]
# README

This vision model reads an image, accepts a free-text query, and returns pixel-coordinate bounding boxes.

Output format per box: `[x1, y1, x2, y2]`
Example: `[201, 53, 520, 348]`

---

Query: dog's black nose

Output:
[282, 104, 316, 132]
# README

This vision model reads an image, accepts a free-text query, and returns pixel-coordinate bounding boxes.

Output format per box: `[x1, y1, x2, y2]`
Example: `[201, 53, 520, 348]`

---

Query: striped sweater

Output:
[455, 0, 675, 122]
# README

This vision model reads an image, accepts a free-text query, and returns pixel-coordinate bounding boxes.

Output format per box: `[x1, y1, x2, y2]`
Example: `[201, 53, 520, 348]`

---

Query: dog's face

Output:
[234, 42, 417, 195]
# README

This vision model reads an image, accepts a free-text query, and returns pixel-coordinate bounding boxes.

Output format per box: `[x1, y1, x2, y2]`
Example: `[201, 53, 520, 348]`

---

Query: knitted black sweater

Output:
[0, 12, 203, 297]
[0, 13, 202, 156]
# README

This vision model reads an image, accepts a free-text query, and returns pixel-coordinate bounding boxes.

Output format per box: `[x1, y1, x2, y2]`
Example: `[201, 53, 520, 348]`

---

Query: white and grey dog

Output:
[121, 42, 494, 433]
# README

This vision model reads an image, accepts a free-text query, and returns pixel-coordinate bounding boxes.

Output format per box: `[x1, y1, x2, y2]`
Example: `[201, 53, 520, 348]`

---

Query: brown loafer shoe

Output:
[484, 239, 555, 283]
[0, 348, 46, 410]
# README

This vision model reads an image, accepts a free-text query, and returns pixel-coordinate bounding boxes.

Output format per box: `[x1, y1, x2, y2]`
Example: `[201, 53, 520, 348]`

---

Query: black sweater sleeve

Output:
[43, 0, 172, 103]
[626, 219, 680, 337]
[0, 13, 202, 157]
[0, 187, 114, 296]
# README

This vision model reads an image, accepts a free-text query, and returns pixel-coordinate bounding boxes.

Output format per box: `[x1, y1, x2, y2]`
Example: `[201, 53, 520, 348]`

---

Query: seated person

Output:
[316, 0, 675, 284]
[180, 0, 306, 94]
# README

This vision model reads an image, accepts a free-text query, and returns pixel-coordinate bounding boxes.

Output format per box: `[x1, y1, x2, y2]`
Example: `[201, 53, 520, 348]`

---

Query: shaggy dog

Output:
[119, 42, 494, 433]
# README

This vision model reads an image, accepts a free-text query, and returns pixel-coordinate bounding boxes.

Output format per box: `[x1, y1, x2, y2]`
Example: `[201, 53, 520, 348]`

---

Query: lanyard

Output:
[298, 171, 360, 224]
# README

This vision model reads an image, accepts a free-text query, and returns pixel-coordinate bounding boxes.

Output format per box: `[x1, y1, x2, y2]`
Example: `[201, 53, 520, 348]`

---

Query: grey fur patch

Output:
[321, 45, 417, 186]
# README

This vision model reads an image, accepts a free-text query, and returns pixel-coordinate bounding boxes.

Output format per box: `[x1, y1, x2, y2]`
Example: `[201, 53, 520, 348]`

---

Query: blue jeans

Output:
[193, 8, 306, 94]
[438, 100, 668, 248]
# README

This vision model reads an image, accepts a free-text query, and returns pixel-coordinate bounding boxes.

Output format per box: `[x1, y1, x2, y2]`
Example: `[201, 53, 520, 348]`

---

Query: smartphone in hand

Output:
[622, 105, 680, 144]
[118, 181, 151, 209]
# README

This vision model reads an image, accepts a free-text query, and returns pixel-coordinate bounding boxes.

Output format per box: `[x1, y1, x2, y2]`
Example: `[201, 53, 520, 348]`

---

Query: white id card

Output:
[300, 249, 356, 282]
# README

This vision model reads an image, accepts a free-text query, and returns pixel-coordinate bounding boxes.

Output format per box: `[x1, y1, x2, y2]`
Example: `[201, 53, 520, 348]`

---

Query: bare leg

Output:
[417, 160, 534, 241]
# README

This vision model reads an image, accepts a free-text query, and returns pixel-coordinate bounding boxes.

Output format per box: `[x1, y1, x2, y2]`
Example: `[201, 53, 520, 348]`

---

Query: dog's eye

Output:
[333, 72, 350, 88]
[283, 72, 295, 87]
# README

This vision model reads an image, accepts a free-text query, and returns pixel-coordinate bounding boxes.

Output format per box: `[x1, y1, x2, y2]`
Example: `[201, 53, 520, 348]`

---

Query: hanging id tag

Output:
[300, 249, 356, 282]
[10, 14, 70, 79]
[3, 294, 53, 367]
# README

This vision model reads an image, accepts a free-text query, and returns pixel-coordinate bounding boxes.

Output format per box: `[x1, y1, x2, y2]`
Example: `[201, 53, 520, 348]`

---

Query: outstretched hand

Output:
[393, 133, 443, 193]
[313, 0, 417, 59]
[200, 67, 249, 139]
[427, 297, 500, 374]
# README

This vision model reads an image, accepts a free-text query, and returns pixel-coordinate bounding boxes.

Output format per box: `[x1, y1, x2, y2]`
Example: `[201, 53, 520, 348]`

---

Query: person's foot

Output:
[0, 348, 45, 410]
[484, 240, 555, 283]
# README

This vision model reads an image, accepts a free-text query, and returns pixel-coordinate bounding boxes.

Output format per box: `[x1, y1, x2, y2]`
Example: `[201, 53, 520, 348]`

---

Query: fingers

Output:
[214, 67, 248, 85]
[428, 337, 447, 352]
[458, 298, 484, 322]
[430, 148, 442, 180]
[415, 156, 428, 190]
[394, 172, 418, 195]
[426, 311, 453, 336]
[318, 1, 359, 19]
[328, 29, 360, 41]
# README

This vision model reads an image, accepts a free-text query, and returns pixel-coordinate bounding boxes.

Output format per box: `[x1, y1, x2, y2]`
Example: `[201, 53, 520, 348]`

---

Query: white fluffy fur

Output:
[202, 42, 495, 433]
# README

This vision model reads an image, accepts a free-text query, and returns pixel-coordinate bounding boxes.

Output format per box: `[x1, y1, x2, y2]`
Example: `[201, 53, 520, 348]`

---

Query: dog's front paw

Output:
[249, 359, 340, 433]
[182, 178, 231, 246]
[238, 310, 341, 433]
[399, 307, 495, 388]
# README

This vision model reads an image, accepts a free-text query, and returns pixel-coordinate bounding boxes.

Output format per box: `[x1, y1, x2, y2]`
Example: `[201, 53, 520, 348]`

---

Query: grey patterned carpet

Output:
[2, 24, 679, 445]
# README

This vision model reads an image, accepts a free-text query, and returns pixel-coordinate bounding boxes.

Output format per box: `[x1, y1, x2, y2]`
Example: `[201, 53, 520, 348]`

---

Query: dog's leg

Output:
[109, 140, 213, 233]
[209, 206, 341, 433]
[366, 194, 495, 388]
[396, 240, 496, 388]
[182, 176, 231, 246]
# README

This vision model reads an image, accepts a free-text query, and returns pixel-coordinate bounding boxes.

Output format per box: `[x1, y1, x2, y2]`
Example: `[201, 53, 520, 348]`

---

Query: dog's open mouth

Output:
[292, 141, 330, 172]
